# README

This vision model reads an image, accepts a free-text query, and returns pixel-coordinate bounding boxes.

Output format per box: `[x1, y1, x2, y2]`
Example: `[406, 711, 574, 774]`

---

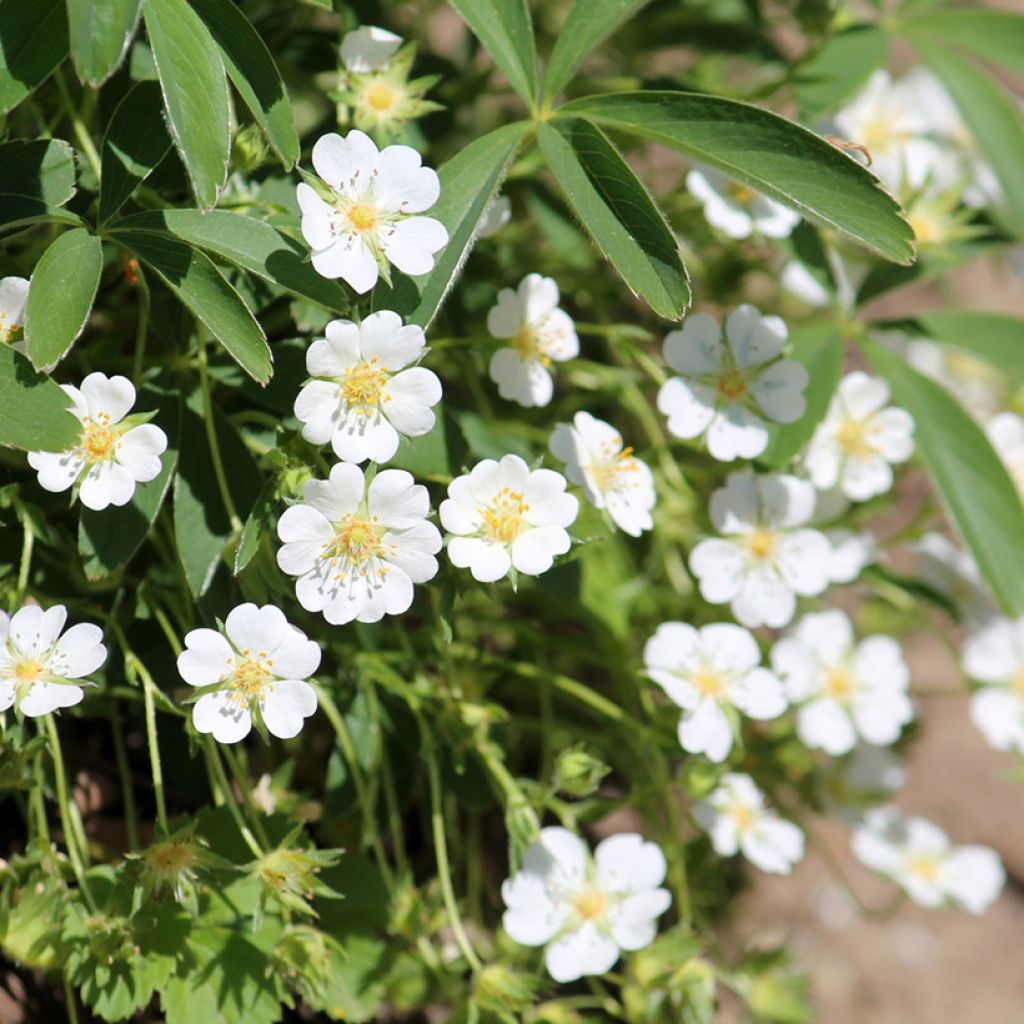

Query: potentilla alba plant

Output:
[548, 412, 656, 536]
[689, 470, 832, 628]
[178, 603, 321, 744]
[657, 306, 808, 462]
[804, 371, 915, 501]
[771, 610, 913, 756]
[501, 828, 671, 983]
[296, 130, 448, 292]
[486, 274, 579, 408]
[852, 807, 1004, 913]
[0, 604, 106, 717]
[686, 167, 800, 239]
[277, 464, 440, 624]
[694, 773, 805, 875]
[961, 617, 1024, 755]
[27, 372, 167, 511]
[644, 622, 787, 763]
[0, 275, 28, 347]
[440, 455, 578, 582]
[294, 310, 441, 464]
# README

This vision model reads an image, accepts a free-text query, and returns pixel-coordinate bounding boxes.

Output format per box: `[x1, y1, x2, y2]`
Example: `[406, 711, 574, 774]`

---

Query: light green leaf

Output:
[110, 227, 272, 383]
[450, 0, 537, 108]
[0, 346, 79, 452]
[793, 25, 890, 117]
[559, 91, 915, 264]
[233, 475, 276, 575]
[862, 337, 1024, 616]
[0, 139, 77, 207]
[25, 228, 103, 371]
[374, 122, 529, 327]
[98, 80, 171, 224]
[537, 118, 690, 319]
[913, 310, 1024, 375]
[0, 0, 68, 114]
[67, 0, 142, 86]
[904, 8, 1024, 78]
[542, 0, 650, 105]
[143, 0, 230, 209]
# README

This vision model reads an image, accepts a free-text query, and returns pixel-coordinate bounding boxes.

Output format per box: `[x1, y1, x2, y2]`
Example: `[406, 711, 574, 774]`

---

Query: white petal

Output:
[608, 889, 671, 951]
[368, 469, 429, 527]
[116, 424, 167, 482]
[725, 305, 786, 368]
[705, 405, 769, 462]
[743, 818, 804, 874]
[331, 414, 400, 465]
[775, 529, 832, 596]
[8, 604, 68, 658]
[271, 629, 322, 680]
[225, 603, 290, 656]
[798, 698, 857, 755]
[486, 287, 524, 339]
[838, 371, 890, 418]
[732, 567, 796, 629]
[678, 701, 734, 762]
[340, 26, 402, 73]
[489, 348, 554, 408]
[178, 629, 234, 686]
[595, 833, 667, 893]
[690, 539, 745, 604]
[729, 667, 787, 720]
[50, 623, 106, 679]
[374, 147, 440, 214]
[518, 273, 560, 323]
[261, 679, 318, 738]
[662, 313, 723, 375]
[311, 130, 378, 192]
[383, 217, 448, 276]
[385, 367, 441, 436]
[79, 461, 136, 510]
[510, 526, 571, 576]
[943, 846, 1005, 914]
[192, 691, 252, 744]
[19, 682, 85, 717]
[657, 377, 716, 440]
[309, 323, 360, 375]
[312, 237, 379, 293]
[80, 373, 135, 424]
[448, 537, 510, 582]
[544, 924, 620, 983]
[28, 450, 84, 494]
[751, 360, 809, 424]
[359, 312, 425, 369]
[969, 688, 1024, 752]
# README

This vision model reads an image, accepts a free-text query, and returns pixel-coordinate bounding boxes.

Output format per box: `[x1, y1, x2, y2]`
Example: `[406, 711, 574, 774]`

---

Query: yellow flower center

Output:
[573, 887, 608, 921]
[589, 443, 639, 492]
[1012, 671, 1024, 698]
[321, 515, 393, 580]
[79, 414, 120, 463]
[364, 81, 397, 113]
[513, 325, 550, 366]
[717, 368, 748, 400]
[730, 802, 756, 833]
[694, 668, 726, 698]
[824, 666, 854, 701]
[836, 418, 876, 460]
[745, 527, 776, 561]
[150, 841, 197, 875]
[0, 312, 20, 345]
[13, 658, 44, 685]
[341, 358, 390, 414]
[907, 854, 941, 883]
[227, 656, 272, 704]
[344, 201, 380, 234]
[860, 114, 901, 156]
[480, 487, 529, 545]
[726, 181, 755, 205]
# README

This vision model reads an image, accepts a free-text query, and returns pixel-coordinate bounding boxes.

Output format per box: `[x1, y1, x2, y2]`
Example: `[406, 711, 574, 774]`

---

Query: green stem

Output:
[131, 270, 151, 386]
[64, 970, 81, 1024]
[222, 744, 272, 850]
[366, 681, 409, 878]
[204, 738, 264, 858]
[32, 750, 51, 844]
[54, 69, 102, 181]
[197, 333, 242, 532]
[14, 503, 33, 606]
[109, 702, 139, 850]
[141, 664, 168, 836]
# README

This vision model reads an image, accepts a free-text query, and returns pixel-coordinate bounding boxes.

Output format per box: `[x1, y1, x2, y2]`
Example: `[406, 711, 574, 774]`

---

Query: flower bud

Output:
[553, 744, 610, 798]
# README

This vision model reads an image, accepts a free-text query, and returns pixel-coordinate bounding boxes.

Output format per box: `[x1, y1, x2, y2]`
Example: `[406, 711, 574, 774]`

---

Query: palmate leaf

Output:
[67, 0, 142, 87]
[0, 139, 77, 207]
[449, 0, 537, 107]
[0, 346, 79, 452]
[0, 0, 68, 114]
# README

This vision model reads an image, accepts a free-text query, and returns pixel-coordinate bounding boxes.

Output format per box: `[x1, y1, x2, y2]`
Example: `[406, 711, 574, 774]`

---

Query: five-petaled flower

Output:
[687, 167, 799, 240]
[178, 603, 321, 744]
[501, 828, 671, 983]
[294, 310, 442, 464]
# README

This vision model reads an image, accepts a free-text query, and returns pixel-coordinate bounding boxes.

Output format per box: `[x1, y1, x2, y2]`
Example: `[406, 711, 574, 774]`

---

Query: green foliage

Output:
[0, 0, 68, 114]
[67, 0, 142, 87]
[0, 346, 79, 451]
[450, 0, 538, 108]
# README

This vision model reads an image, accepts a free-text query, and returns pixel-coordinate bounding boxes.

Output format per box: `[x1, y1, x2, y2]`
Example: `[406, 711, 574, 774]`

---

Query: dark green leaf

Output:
[25, 228, 103, 371]
[0, 139, 76, 206]
[559, 91, 915, 264]
[913, 310, 1024, 375]
[67, 0, 142, 86]
[793, 25, 890, 117]
[233, 474, 277, 575]
[537, 118, 690, 319]
[0, 0, 68, 114]
[863, 337, 1024, 615]
[905, 8, 1024, 78]
[0, 195, 82, 235]
[450, 0, 537, 107]
[143, 0, 230, 209]
[0, 346, 79, 452]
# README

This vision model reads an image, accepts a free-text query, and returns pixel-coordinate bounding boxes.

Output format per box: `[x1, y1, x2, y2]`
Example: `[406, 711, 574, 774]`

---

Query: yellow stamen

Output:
[824, 666, 854, 701]
[907, 854, 941, 882]
[589, 444, 640, 492]
[341, 359, 389, 414]
[573, 887, 608, 921]
[836, 418, 876, 459]
[227, 658, 270, 704]
[745, 527, 776, 561]
[480, 487, 528, 545]
[364, 82, 397, 113]
[79, 414, 120, 463]
[513, 325, 551, 366]
[694, 669, 725, 698]
[13, 659, 44, 685]
[730, 803, 756, 832]
[344, 201, 379, 234]
[717, 368, 748, 400]
[726, 181, 755, 205]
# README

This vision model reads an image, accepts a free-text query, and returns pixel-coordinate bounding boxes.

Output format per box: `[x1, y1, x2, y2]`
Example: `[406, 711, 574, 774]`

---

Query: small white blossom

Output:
[440, 454, 578, 583]
[892, 335, 1003, 422]
[0, 604, 106, 717]
[852, 807, 1004, 913]
[804, 371, 914, 501]
[340, 25, 402, 73]
[826, 528, 875, 584]
[771, 610, 913, 756]
[914, 532, 995, 626]
[0, 276, 29, 348]
[549, 412, 656, 536]
[962, 616, 1024, 755]
[296, 130, 448, 292]
[689, 470, 832, 629]
[780, 261, 830, 307]
[986, 411, 1024, 498]
[477, 194, 511, 238]
[644, 622, 786, 763]
[657, 306, 808, 462]
[277, 464, 440, 624]
[27, 373, 167, 512]
[294, 310, 441, 464]
[486, 274, 579, 408]
[686, 167, 799, 239]
[178, 603, 320, 744]
[694, 773, 805, 875]
[501, 827, 671, 983]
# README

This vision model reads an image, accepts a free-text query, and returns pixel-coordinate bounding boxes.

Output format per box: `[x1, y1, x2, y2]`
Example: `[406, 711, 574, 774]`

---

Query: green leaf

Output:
[559, 91, 915, 264]
[0, 139, 77, 206]
[110, 227, 272, 383]
[450, 0, 537, 108]
[374, 122, 529, 327]
[793, 25, 890, 118]
[904, 8, 1024, 78]
[0, 346, 79, 452]
[188, 0, 299, 169]
[537, 118, 690, 319]
[759, 322, 844, 469]
[67, 0, 142, 86]
[143, 0, 230, 209]
[233, 474, 276, 575]
[25, 229, 102, 371]
[542, 0, 650, 105]
[115, 209, 348, 311]
[0, 195, 82, 234]
[98, 80, 172, 224]
[913, 310, 1024, 375]
[0, 0, 68, 115]
[78, 385, 179, 579]
[908, 37, 1024, 238]
[862, 337, 1024, 616]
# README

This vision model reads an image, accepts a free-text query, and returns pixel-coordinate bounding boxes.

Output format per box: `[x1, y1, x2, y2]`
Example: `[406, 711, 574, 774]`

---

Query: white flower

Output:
[689, 471, 831, 629]
[772, 610, 912, 756]
[780, 261, 830, 307]
[686, 167, 799, 239]
[296, 130, 448, 293]
[178, 603, 320, 745]
[962, 616, 1024, 755]
[486, 274, 579, 408]
[914, 532, 995, 626]
[277, 464, 440, 625]
[644, 622, 786, 763]
[27, 372, 168, 512]
[826, 528, 875, 584]
[852, 807, 1004, 913]
[804, 371, 914, 502]
[340, 25, 402, 73]
[694, 773, 805, 875]
[0, 276, 29, 348]
[440, 454, 578, 583]
[986, 411, 1024, 497]
[294, 310, 441, 464]
[477, 194, 511, 238]
[548, 412, 656, 536]
[501, 827, 671, 983]
[0, 604, 106, 717]
[657, 306, 808, 462]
